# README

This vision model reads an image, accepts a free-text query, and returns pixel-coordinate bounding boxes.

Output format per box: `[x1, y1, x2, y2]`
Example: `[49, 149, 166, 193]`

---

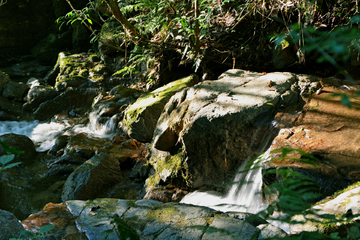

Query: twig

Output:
[65, 0, 94, 33]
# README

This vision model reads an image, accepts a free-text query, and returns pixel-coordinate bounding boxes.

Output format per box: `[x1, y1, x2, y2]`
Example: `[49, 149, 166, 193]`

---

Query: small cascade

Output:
[0, 112, 119, 152]
[180, 123, 278, 214]
[71, 112, 118, 137]
[180, 149, 270, 213]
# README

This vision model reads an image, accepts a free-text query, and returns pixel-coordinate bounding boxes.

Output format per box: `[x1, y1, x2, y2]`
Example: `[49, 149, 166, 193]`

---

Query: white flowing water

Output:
[180, 124, 278, 214]
[180, 148, 270, 214]
[0, 113, 117, 152]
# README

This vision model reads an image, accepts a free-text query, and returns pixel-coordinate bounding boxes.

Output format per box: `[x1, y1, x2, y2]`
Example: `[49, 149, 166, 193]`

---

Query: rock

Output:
[61, 152, 122, 201]
[22, 198, 266, 240]
[257, 223, 287, 239]
[150, 69, 300, 189]
[55, 53, 108, 88]
[22, 202, 87, 239]
[268, 80, 360, 196]
[0, 134, 36, 165]
[122, 74, 199, 142]
[0, 59, 52, 80]
[31, 31, 72, 64]
[0, 71, 11, 93]
[34, 87, 98, 121]
[290, 185, 360, 234]
[0, 209, 25, 240]
[0, 96, 23, 117]
[2, 81, 29, 101]
[23, 85, 59, 113]
[202, 216, 256, 240]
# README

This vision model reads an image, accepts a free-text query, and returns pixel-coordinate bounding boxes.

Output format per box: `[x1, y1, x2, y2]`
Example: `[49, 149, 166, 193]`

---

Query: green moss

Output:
[146, 205, 179, 222]
[317, 181, 360, 205]
[123, 75, 198, 127]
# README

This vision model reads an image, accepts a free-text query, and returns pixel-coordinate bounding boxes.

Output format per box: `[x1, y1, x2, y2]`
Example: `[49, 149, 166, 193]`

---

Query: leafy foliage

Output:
[10, 224, 55, 240]
[0, 141, 23, 173]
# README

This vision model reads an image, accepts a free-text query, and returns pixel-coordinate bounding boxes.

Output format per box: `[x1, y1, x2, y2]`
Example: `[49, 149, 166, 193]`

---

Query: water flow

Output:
[180, 124, 277, 214]
[0, 112, 118, 151]
[71, 112, 118, 137]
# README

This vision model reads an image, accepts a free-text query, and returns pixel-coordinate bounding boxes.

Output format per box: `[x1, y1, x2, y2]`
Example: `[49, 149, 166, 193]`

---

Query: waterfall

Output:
[180, 123, 278, 214]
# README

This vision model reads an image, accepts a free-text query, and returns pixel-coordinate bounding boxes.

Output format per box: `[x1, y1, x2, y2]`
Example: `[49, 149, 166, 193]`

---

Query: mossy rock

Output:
[122, 74, 199, 142]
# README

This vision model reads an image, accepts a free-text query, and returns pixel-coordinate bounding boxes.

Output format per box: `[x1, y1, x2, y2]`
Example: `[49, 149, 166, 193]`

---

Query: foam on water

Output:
[180, 149, 270, 214]
[71, 112, 117, 138]
[0, 113, 117, 151]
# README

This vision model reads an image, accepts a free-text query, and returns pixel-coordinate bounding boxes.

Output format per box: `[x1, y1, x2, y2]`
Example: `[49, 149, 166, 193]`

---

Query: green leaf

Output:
[39, 224, 55, 234]
[3, 162, 21, 170]
[0, 154, 15, 165]
[19, 230, 35, 237]
[0, 141, 24, 154]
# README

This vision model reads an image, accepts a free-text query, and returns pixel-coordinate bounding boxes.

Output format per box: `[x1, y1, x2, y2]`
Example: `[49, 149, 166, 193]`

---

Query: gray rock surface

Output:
[62, 152, 122, 201]
[150, 69, 301, 189]
[23, 198, 282, 240]
[0, 209, 24, 240]
[122, 74, 199, 142]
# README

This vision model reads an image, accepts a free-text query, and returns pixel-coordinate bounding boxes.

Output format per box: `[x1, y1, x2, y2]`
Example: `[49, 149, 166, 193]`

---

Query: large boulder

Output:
[2, 81, 29, 101]
[122, 74, 199, 142]
[61, 153, 122, 201]
[267, 76, 360, 196]
[0, 209, 24, 240]
[149, 69, 301, 190]
[33, 87, 98, 121]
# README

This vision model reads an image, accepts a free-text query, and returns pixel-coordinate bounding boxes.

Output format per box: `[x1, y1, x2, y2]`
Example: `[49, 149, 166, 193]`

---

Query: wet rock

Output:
[0, 151, 61, 220]
[34, 87, 98, 121]
[0, 209, 25, 240]
[23, 85, 59, 112]
[2, 81, 29, 101]
[150, 69, 300, 190]
[61, 152, 122, 201]
[47, 135, 69, 156]
[122, 74, 199, 142]
[22, 202, 87, 239]
[22, 198, 284, 240]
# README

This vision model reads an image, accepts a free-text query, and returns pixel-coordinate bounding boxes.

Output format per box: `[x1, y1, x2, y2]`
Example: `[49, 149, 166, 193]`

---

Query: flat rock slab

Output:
[21, 198, 286, 240]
